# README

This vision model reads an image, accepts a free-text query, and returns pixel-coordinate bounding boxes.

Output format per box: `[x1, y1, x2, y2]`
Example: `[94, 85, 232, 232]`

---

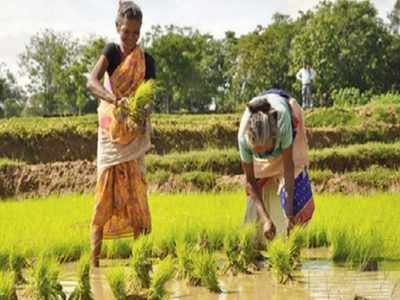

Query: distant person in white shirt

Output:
[296, 63, 316, 109]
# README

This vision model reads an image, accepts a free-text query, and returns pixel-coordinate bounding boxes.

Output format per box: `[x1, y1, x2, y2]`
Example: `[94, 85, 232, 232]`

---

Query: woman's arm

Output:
[242, 161, 276, 240]
[86, 55, 117, 104]
[282, 145, 295, 218]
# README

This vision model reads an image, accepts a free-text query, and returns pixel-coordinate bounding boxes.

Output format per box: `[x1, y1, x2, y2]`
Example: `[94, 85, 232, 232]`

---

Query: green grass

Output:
[0, 192, 399, 267]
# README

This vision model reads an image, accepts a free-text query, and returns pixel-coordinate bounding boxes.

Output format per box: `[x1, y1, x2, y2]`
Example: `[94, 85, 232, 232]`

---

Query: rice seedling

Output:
[175, 239, 193, 280]
[191, 251, 221, 293]
[106, 268, 127, 300]
[238, 224, 258, 271]
[129, 236, 153, 290]
[152, 229, 176, 259]
[9, 252, 26, 285]
[330, 226, 353, 262]
[115, 80, 156, 131]
[68, 254, 93, 300]
[348, 228, 383, 271]
[287, 226, 305, 269]
[266, 236, 294, 284]
[25, 256, 66, 300]
[223, 230, 243, 274]
[104, 240, 132, 260]
[148, 256, 175, 300]
[0, 271, 17, 300]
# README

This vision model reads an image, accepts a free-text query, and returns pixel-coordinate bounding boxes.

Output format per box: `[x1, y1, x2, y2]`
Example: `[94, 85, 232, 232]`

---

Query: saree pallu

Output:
[92, 46, 151, 239]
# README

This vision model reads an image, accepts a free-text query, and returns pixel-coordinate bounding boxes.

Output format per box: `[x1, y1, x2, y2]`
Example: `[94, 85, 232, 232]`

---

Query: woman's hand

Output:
[263, 219, 276, 241]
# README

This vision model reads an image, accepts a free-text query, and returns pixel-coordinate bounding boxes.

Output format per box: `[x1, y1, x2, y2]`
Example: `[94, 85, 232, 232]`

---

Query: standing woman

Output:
[87, 1, 156, 267]
[239, 89, 314, 243]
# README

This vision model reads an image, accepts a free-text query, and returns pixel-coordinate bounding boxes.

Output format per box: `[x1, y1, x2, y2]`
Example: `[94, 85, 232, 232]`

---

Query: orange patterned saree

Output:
[92, 47, 151, 239]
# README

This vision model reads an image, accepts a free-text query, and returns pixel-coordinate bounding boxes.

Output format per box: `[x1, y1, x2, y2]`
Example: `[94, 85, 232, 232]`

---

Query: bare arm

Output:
[86, 55, 117, 104]
[282, 145, 295, 217]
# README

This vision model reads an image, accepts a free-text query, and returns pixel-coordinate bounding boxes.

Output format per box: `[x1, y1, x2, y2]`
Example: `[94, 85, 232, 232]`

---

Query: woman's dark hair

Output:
[116, 1, 143, 27]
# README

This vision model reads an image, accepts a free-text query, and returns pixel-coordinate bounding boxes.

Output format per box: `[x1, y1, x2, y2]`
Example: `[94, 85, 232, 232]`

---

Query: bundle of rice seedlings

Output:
[129, 236, 153, 291]
[25, 256, 66, 300]
[266, 237, 294, 284]
[192, 252, 221, 293]
[148, 256, 175, 300]
[115, 80, 155, 130]
[106, 268, 127, 300]
[238, 225, 258, 271]
[152, 231, 176, 259]
[223, 231, 242, 274]
[0, 271, 17, 300]
[68, 254, 93, 300]
[175, 239, 193, 280]
[9, 252, 26, 285]
[287, 226, 305, 269]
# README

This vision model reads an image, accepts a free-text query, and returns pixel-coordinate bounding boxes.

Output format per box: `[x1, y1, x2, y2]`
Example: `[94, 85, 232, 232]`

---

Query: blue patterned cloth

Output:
[279, 168, 314, 222]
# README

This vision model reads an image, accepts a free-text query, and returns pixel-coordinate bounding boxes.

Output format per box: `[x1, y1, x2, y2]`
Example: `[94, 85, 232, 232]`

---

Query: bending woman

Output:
[87, 1, 156, 267]
[238, 89, 314, 243]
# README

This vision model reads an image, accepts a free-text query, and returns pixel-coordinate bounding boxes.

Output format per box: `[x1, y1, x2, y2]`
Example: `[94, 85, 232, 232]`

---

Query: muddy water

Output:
[60, 259, 400, 300]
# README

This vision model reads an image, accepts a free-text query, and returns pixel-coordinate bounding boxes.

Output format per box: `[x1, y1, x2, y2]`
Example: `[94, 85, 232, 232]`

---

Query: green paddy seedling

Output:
[192, 251, 221, 293]
[129, 236, 153, 290]
[68, 254, 93, 300]
[267, 237, 294, 284]
[148, 256, 175, 300]
[0, 271, 17, 300]
[106, 268, 127, 300]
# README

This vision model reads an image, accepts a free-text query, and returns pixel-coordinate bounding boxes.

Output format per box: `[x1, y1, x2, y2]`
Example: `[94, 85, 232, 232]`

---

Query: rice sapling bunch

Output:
[9, 252, 26, 285]
[68, 254, 93, 300]
[223, 231, 243, 274]
[115, 80, 155, 131]
[148, 256, 176, 300]
[266, 237, 294, 284]
[0, 271, 17, 300]
[238, 224, 258, 272]
[106, 268, 127, 300]
[129, 236, 153, 291]
[191, 251, 222, 293]
[175, 239, 194, 281]
[287, 226, 305, 269]
[25, 256, 66, 300]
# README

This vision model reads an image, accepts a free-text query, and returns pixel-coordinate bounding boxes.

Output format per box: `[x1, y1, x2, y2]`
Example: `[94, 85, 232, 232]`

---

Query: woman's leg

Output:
[90, 225, 104, 268]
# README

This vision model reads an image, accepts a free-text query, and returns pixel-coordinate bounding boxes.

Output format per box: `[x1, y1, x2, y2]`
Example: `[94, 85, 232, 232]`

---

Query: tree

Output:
[144, 25, 225, 113]
[19, 30, 106, 115]
[19, 29, 81, 115]
[389, 0, 400, 33]
[0, 64, 25, 117]
[229, 13, 301, 105]
[289, 0, 394, 103]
